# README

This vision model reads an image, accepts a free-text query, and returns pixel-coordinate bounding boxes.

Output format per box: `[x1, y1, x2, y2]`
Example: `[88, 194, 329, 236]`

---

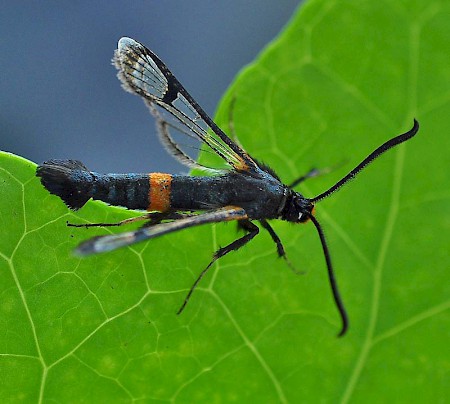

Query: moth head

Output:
[282, 192, 315, 223]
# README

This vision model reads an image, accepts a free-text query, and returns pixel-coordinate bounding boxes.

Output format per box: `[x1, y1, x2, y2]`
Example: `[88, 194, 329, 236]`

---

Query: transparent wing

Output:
[113, 37, 259, 173]
[75, 206, 248, 255]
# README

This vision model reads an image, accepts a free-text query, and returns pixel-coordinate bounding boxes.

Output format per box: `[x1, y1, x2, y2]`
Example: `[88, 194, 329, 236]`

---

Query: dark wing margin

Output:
[113, 37, 259, 173]
[75, 206, 248, 255]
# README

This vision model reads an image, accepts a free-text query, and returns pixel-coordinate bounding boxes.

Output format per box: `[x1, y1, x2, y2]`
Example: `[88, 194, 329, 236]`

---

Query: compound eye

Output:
[298, 208, 313, 223]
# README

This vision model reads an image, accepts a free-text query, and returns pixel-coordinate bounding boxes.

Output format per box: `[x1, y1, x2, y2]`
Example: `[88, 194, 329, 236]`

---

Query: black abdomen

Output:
[37, 160, 150, 210]
[37, 161, 285, 217]
[91, 173, 149, 210]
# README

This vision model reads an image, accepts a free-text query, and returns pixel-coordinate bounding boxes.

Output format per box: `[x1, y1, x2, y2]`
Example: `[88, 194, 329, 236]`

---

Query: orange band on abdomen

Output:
[148, 173, 172, 212]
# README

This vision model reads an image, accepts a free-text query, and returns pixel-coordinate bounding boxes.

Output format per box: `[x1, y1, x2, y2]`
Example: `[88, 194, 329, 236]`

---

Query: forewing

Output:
[114, 37, 258, 173]
[75, 206, 248, 255]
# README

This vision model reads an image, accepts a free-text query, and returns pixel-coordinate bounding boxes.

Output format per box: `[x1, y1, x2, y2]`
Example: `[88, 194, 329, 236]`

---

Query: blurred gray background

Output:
[1, 1, 302, 173]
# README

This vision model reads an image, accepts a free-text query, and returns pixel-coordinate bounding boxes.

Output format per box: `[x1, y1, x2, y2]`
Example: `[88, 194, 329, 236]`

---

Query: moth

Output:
[37, 37, 419, 336]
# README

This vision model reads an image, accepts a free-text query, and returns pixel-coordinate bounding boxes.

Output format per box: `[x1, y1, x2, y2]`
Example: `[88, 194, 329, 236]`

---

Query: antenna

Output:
[310, 120, 419, 203]
[308, 214, 348, 337]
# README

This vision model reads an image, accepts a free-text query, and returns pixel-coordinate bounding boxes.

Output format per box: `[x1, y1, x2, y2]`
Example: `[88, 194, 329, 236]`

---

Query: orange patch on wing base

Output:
[235, 155, 249, 172]
[148, 173, 172, 212]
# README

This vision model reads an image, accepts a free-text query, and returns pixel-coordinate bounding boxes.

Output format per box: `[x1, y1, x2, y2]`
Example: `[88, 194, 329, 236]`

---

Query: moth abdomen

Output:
[37, 159, 94, 210]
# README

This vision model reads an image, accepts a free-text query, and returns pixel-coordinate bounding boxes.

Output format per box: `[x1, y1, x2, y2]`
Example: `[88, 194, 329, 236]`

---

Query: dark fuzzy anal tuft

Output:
[36, 159, 93, 210]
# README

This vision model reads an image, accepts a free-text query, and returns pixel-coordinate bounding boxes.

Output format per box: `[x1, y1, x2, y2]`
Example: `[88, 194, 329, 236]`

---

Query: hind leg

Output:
[67, 211, 192, 228]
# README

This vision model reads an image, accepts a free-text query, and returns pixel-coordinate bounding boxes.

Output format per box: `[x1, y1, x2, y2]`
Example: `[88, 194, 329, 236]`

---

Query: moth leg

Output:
[177, 219, 259, 314]
[140, 211, 195, 227]
[76, 205, 247, 255]
[288, 160, 347, 188]
[288, 168, 327, 188]
[227, 95, 245, 148]
[258, 219, 285, 257]
[67, 211, 189, 228]
[259, 219, 302, 275]
[67, 213, 157, 228]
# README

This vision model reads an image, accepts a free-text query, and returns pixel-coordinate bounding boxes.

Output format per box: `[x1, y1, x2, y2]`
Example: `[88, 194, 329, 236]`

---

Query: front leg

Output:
[259, 219, 301, 274]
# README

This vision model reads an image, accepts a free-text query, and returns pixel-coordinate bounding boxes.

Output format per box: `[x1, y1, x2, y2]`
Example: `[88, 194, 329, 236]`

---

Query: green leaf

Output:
[1, 0, 449, 402]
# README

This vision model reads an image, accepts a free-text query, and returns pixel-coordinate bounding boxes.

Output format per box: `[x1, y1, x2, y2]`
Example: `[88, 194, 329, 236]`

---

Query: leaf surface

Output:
[1, 1, 449, 402]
